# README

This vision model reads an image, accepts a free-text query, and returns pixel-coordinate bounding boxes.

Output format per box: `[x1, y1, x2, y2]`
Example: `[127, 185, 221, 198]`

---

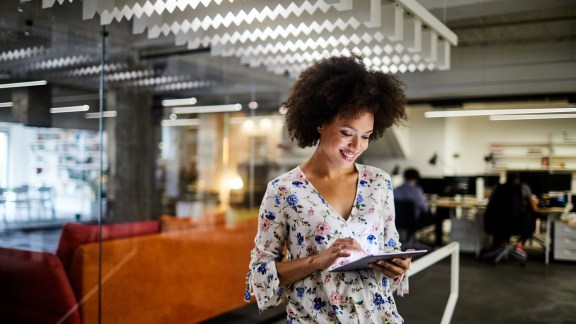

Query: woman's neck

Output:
[301, 151, 356, 179]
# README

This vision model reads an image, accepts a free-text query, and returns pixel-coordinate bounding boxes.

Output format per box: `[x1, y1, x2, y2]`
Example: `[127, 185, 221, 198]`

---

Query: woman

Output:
[245, 55, 411, 323]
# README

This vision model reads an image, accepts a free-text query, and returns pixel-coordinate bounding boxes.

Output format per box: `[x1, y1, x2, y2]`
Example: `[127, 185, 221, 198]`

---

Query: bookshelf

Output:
[489, 135, 576, 172]
[29, 128, 105, 193]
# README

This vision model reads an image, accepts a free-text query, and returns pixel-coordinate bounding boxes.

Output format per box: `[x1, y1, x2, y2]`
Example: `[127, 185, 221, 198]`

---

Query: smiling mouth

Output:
[341, 150, 356, 160]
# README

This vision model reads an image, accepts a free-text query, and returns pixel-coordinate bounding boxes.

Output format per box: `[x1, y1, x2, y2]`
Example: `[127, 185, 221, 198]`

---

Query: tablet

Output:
[329, 250, 427, 272]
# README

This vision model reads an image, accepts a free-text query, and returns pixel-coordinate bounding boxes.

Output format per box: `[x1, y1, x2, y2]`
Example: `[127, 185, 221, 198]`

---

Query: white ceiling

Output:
[0, 0, 575, 114]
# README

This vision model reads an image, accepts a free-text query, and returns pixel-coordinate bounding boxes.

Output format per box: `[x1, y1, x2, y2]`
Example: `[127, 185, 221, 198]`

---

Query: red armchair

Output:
[0, 247, 81, 324]
[0, 220, 160, 323]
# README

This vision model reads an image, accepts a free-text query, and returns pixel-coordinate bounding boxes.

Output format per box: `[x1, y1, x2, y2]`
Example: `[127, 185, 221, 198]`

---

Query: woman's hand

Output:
[314, 238, 365, 270]
[277, 238, 365, 286]
[368, 250, 412, 278]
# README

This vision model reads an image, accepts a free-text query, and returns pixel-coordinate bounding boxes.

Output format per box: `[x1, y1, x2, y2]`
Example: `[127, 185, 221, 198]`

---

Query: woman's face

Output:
[317, 111, 374, 169]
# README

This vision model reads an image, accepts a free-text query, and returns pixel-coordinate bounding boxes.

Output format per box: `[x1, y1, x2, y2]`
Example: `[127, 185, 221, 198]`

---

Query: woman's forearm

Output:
[276, 255, 322, 286]
[276, 238, 356, 286]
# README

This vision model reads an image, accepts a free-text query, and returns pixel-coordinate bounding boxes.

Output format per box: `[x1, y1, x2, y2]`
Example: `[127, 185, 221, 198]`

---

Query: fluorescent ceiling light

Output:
[162, 97, 197, 106]
[0, 80, 47, 89]
[490, 113, 576, 121]
[50, 105, 90, 113]
[172, 104, 242, 114]
[85, 111, 118, 118]
[161, 118, 200, 127]
[0, 102, 13, 108]
[425, 107, 576, 118]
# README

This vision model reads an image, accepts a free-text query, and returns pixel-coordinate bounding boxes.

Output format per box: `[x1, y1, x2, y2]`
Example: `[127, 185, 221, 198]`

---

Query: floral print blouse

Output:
[245, 164, 408, 324]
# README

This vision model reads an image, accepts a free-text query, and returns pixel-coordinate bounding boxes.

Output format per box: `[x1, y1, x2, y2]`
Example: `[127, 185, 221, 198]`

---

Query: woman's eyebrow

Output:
[341, 125, 374, 134]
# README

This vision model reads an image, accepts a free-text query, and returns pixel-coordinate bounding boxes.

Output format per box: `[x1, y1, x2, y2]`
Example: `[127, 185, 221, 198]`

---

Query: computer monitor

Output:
[420, 175, 500, 196]
[418, 177, 446, 195]
[515, 171, 572, 197]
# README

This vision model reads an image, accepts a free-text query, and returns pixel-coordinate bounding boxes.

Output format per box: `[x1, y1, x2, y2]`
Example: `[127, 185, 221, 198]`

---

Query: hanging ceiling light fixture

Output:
[85, 111, 118, 118]
[162, 97, 198, 106]
[425, 107, 576, 118]
[0, 80, 47, 89]
[171, 103, 242, 114]
[42, 0, 457, 76]
[50, 105, 90, 113]
[489, 113, 576, 121]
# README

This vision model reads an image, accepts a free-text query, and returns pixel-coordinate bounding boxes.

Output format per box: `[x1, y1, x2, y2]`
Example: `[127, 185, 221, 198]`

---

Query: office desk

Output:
[430, 197, 487, 257]
[432, 198, 570, 264]
[533, 206, 569, 264]
[432, 198, 487, 209]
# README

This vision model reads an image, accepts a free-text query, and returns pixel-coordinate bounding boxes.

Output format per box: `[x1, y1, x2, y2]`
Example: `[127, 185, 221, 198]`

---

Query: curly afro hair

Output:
[283, 54, 407, 148]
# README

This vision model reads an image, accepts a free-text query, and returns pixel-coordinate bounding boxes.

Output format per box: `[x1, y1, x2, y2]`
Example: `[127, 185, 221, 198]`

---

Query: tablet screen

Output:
[330, 250, 427, 272]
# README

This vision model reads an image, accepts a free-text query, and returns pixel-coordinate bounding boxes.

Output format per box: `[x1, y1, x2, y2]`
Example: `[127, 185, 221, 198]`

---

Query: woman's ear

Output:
[317, 126, 323, 134]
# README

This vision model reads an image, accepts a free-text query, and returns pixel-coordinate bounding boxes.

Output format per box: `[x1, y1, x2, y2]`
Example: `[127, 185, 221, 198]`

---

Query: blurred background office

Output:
[0, 0, 575, 323]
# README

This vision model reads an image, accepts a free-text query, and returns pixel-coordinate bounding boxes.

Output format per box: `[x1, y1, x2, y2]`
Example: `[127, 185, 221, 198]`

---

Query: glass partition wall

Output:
[0, 1, 105, 245]
[0, 1, 290, 323]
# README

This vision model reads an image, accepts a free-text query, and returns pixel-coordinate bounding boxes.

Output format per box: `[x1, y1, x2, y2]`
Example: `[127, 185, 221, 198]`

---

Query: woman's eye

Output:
[341, 131, 352, 137]
[362, 136, 370, 140]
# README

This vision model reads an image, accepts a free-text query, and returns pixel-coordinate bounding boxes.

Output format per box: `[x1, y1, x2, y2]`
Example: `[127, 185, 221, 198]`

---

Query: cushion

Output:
[0, 247, 81, 324]
[56, 220, 160, 273]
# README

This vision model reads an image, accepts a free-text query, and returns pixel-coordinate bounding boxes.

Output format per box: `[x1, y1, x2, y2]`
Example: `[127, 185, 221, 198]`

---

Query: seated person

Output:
[394, 168, 434, 242]
[484, 173, 536, 261]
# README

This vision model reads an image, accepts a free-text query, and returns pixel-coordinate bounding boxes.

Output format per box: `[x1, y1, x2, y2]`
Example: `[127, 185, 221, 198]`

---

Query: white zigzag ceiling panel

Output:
[0, 47, 46, 62]
[42, 0, 457, 76]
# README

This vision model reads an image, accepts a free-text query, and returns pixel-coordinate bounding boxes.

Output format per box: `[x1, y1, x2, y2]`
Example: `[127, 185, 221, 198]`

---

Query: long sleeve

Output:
[245, 181, 288, 310]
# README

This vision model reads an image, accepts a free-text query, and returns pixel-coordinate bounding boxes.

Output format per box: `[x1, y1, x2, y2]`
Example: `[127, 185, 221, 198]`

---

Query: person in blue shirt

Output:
[393, 168, 428, 221]
[393, 168, 438, 248]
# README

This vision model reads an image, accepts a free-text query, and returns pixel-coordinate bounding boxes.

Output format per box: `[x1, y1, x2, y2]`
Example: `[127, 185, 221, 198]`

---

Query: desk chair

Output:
[482, 181, 533, 266]
[394, 200, 431, 251]
[482, 238, 527, 266]
[36, 186, 56, 220]
[12, 185, 31, 221]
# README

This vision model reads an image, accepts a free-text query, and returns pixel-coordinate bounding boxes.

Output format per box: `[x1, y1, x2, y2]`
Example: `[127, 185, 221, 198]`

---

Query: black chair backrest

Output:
[394, 200, 417, 231]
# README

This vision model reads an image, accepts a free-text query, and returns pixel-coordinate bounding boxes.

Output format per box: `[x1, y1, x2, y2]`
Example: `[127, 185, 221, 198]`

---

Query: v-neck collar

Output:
[297, 163, 362, 222]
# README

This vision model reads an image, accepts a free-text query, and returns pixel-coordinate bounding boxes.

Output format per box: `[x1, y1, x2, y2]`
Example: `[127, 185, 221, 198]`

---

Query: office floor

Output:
[0, 222, 65, 252]
[208, 244, 576, 324]
[2, 224, 575, 323]
[395, 246, 576, 324]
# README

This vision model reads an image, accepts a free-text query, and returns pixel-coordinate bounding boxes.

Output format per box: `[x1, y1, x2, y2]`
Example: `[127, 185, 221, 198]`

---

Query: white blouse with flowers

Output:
[245, 164, 408, 324]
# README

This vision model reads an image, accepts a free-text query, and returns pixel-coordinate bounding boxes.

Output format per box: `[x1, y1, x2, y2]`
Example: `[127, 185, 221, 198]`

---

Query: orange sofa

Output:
[0, 215, 259, 324]
[0, 220, 160, 324]
[70, 218, 258, 323]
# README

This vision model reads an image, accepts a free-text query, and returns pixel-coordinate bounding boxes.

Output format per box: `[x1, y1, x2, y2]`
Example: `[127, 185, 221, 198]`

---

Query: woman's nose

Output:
[349, 136, 361, 149]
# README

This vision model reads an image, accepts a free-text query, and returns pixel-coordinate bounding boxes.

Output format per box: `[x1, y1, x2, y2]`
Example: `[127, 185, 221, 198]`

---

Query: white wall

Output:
[367, 106, 576, 192]
[366, 106, 445, 177]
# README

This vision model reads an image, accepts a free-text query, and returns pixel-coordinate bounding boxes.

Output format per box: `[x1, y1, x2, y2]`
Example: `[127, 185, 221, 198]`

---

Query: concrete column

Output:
[11, 85, 52, 127]
[105, 89, 160, 222]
